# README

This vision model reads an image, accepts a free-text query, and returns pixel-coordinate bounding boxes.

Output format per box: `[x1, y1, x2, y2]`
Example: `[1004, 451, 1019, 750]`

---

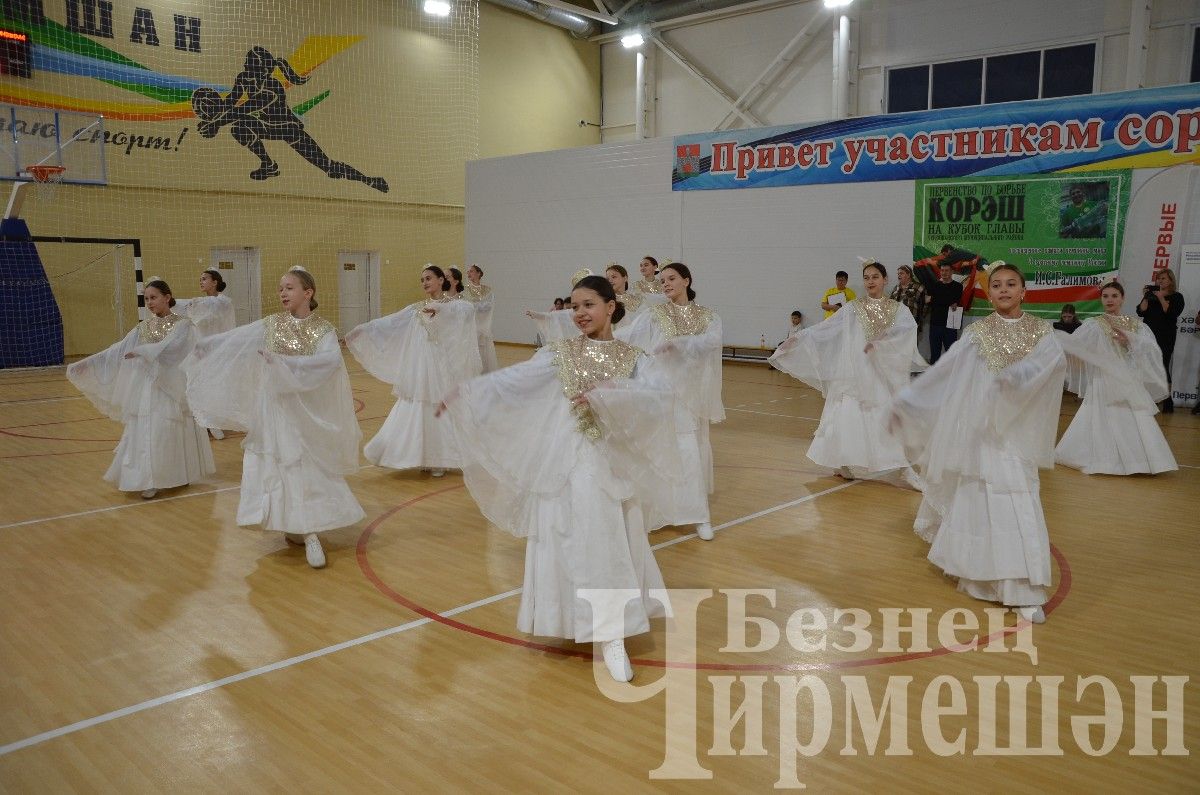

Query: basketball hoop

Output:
[22, 164, 66, 204]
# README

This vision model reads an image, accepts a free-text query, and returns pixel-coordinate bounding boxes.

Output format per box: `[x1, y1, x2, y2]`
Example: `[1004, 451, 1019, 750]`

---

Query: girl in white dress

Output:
[347, 265, 481, 476]
[617, 262, 724, 541]
[176, 269, 238, 439]
[438, 275, 679, 682]
[68, 279, 214, 499]
[770, 261, 925, 483]
[634, 256, 665, 298]
[463, 264, 499, 372]
[447, 266, 465, 297]
[605, 264, 646, 328]
[1055, 281, 1177, 475]
[890, 263, 1066, 623]
[187, 267, 363, 569]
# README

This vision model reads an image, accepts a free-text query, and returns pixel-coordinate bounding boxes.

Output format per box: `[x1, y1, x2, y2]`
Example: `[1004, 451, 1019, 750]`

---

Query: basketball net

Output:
[23, 164, 66, 205]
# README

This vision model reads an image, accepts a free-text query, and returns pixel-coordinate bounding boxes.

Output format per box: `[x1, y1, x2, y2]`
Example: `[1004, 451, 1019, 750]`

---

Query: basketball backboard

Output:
[0, 102, 108, 185]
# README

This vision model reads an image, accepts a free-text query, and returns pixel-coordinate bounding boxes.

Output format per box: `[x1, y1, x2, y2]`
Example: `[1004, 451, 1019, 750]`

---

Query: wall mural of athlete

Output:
[191, 46, 389, 193]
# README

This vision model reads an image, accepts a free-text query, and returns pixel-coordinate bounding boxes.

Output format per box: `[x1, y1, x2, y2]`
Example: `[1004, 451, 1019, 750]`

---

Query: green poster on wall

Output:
[912, 170, 1131, 319]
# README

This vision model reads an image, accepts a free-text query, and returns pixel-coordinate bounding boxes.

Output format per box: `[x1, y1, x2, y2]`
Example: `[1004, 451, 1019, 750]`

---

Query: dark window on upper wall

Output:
[1191, 26, 1200, 82]
[1042, 43, 1095, 98]
[932, 59, 983, 108]
[985, 51, 1041, 103]
[887, 65, 930, 113]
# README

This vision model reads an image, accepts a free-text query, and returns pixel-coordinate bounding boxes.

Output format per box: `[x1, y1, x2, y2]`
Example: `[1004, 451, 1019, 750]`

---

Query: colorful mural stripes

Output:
[0, 6, 361, 122]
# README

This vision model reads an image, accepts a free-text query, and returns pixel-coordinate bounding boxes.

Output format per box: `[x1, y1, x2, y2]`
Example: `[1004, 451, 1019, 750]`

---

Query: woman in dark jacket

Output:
[1136, 268, 1185, 412]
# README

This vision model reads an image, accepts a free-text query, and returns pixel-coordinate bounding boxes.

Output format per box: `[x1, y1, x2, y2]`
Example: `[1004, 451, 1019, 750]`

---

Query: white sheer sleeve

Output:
[527, 308, 578, 344]
[345, 304, 420, 385]
[443, 349, 583, 537]
[65, 328, 140, 421]
[653, 313, 725, 422]
[768, 307, 853, 394]
[992, 332, 1067, 468]
[185, 321, 268, 432]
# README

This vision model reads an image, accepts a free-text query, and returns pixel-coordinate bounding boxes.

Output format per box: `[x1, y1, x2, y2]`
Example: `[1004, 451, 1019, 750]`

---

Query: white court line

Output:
[727, 407, 821, 422]
[0, 483, 855, 756]
[0, 465, 389, 531]
[0, 486, 244, 531]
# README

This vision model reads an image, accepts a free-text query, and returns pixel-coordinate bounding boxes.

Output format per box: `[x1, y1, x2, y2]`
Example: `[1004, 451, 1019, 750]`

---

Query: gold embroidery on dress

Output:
[1096, 314, 1140, 356]
[616, 290, 643, 314]
[851, 297, 901, 340]
[650, 301, 713, 338]
[264, 312, 334, 356]
[635, 277, 663, 295]
[137, 313, 182, 343]
[549, 335, 641, 440]
[972, 312, 1049, 371]
[416, 295, 456, 333]
[461, 283, 491, 303]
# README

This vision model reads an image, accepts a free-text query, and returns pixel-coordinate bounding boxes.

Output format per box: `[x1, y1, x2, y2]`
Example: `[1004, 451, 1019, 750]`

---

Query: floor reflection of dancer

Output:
[176, 268, 237, 439]
[187, 267, 363, 569]
[1055, 281, 1177, 475]
[191, 46, 388, 193]
[347, 265, 481, 477]
[618, 263, 724, 541]
[462, 264, 499, 372]
[437, 275, 679, 682]
[67, 279, 214, 499]
[890, 263, 1065, 623]
[771, 261, 925, 484]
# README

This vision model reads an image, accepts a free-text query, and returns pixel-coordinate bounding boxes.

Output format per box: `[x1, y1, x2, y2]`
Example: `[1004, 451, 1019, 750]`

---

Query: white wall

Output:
[466, 137, 914, 347]
[601, 0, 1199, 141]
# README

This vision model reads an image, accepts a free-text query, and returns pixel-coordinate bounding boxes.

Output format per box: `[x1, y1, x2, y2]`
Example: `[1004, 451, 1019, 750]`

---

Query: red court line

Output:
[0, 427, 119, 443]
[357, 483, 1070, 672]
[0, 448, 112, 460]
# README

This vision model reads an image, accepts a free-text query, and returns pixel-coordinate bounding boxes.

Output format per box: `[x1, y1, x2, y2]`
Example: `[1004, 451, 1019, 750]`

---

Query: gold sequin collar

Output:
[616, 290, 643, 314]
[851, 296, 901, 341]
[972, 312, 1049, 372]
[549, 335, 641, 441]
[635, 277, 663, 295]
[1097, 314, 1140, 355]
[264, 312, 334, 356]
[138, 313, 183, 343]
[461, 283, 491, 303]
[1097, 314, 1140, 333]
[650, 301, 714, 338]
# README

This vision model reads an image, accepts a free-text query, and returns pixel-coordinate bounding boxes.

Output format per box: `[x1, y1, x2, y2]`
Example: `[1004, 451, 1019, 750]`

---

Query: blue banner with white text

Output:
[671, 83, 1200, 190]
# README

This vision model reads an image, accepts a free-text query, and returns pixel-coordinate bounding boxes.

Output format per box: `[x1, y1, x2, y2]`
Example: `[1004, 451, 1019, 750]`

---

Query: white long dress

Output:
[892, 312, 1066, 607]
[67, 314, 215, 492]
[1055, 315, 1177, 475]
[444, 335, 679, 642]
[769, 296, 926, 478]
[460, 283, 499, 372]
[347, 297, 482, 471]
[175, 294, 236, 338]
[186, 312, 364, 535]
[617, 301, 724, 529]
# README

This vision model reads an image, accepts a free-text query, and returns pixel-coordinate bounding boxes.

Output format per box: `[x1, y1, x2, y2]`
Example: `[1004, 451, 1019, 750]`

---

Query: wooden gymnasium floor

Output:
[1, 342, 1197, 792]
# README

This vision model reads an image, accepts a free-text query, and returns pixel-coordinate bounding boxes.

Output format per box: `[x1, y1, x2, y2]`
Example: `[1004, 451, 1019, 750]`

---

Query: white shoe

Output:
[838, 466, 856, 480]
[430, 468, 445, 477]
[696, 522, 714, 541]
[284, 533, 305, 546]
[208, 428, 225, 440]
[600, 639, 633, 682]
[304, 533, 326, 568]
[140, 489, 158, 499]
[1015, 605, 1045, 624]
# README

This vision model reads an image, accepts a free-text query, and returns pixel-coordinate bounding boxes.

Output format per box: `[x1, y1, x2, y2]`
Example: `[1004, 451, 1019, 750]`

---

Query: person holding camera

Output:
[1136, 268, 1185, 413]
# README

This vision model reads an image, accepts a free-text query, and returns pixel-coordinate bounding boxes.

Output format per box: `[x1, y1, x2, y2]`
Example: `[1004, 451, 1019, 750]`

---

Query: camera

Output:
[1144, 284, 1160, 293]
